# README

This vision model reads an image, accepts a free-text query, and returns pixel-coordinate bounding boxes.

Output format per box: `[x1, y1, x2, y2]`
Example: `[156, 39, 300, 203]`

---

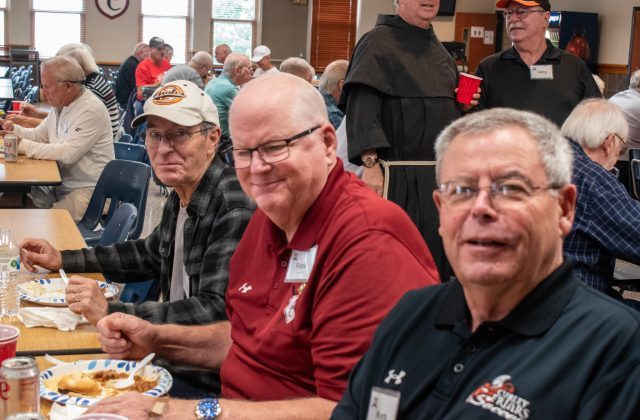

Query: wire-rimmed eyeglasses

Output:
[503, 8, 546, 19]
[232, 125, 321, 169]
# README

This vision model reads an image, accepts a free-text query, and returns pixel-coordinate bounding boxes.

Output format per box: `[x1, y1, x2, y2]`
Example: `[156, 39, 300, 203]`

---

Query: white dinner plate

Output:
[19, 278, 118, 307]
[40, 359, 173, 406]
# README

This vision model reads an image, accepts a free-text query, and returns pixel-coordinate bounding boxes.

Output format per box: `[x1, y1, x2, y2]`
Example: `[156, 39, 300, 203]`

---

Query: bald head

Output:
[229, 73, 337, 238]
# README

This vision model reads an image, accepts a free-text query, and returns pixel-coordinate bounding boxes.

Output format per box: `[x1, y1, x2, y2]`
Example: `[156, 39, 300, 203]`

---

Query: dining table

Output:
[0, 208, 105, 356]
[0, 155, 62, 207]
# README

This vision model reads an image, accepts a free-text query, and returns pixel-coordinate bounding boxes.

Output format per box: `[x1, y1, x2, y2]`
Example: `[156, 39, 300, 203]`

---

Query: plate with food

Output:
[19, 278, 118, 307]
[40, 359, 172, 406]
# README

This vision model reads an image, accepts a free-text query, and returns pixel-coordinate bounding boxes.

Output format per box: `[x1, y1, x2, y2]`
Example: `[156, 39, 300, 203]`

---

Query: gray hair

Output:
[630, 70, 640, 90]
[56, 43, 99, 74]
[41, 55, 86, 84]
[191, 51, 213, 67]
[215, 44, 232, 54]
[319, 59, 348, 93]
[133, 42, 148, 55]
[223, 53, 250, 76]
[279, 57, 315, 82]
[561, 98, 628, 149]
[435, 108, 572, 187]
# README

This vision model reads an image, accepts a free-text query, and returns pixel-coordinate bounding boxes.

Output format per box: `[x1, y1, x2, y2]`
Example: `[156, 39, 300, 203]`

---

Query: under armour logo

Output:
[238, 283, 252, 294]
[384, 369, 406, 385]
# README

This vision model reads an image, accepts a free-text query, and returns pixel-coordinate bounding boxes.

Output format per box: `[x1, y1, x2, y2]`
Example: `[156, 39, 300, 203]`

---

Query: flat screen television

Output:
[438, 0, 457, 16]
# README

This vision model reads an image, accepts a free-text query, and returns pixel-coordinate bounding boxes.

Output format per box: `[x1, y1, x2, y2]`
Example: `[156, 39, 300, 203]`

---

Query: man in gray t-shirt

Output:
[163, 51, 214, 89]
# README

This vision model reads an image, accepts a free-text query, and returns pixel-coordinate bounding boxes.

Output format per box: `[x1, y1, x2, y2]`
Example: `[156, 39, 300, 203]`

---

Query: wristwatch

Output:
[195, 397, 222, 419]
[362, 155, 379, 168]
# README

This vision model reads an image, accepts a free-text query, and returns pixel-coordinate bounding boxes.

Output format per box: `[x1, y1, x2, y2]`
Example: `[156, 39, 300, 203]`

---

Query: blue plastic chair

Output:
[119, 279, 159, 303]
[114, 142, 147, 163]
[97, 203, 137, 247]
[118, 133, 133, 143]
[77, 160, 151, 246]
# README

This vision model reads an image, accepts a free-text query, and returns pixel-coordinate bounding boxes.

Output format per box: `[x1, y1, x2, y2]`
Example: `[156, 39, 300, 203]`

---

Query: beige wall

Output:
[3, 0, 639, 66]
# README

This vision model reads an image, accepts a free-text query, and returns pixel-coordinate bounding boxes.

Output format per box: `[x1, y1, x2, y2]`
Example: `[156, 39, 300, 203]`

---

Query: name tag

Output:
[366, 387, 400, 420]
[530, 65, 554, 80]
[285, 245, 318, 283]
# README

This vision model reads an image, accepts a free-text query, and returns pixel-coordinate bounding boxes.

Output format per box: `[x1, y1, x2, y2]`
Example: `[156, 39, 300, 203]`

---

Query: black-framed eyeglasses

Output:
[145, 125, 210, 148]
[437, 175, 559, 209]
[614, 133, 627, 146]
[232, 125, 321, 169]
[503, 8, 546, 19]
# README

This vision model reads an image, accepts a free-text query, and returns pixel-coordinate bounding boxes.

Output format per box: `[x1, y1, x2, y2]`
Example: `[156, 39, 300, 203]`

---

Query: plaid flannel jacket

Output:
[62, 155, 255, 324]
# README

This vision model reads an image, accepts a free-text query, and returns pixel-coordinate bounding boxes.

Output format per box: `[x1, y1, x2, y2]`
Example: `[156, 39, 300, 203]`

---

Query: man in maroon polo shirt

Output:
[86, 73, 440, 419]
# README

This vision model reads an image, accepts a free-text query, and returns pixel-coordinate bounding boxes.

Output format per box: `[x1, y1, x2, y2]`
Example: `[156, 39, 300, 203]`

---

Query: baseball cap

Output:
[148, 36, 165, 49]
[495, 0, 551, 11]
[251, 45, 271, 63]
[131, 80, 219, 128]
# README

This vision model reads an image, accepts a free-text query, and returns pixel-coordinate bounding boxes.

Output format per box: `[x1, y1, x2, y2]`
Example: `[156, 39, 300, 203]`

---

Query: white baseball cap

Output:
[131, 80, 219, 128]
[251, 45, 271, 63]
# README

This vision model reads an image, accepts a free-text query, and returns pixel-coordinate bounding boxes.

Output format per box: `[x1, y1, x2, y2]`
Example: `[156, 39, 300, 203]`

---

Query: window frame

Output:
[210, 0, 260, 62]
[31, 0, 86, 57]
[138, 0, 192, 64]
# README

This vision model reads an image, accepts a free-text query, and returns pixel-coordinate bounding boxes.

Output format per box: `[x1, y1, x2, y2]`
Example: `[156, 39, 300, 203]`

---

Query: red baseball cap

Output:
[496, 0, 551, 11]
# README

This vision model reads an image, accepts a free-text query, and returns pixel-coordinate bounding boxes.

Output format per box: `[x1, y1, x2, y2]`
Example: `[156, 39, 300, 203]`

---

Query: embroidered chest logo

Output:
[466, 375, 531, 420]
[238, 283, 252, 294]
[384, 369, 406, 385]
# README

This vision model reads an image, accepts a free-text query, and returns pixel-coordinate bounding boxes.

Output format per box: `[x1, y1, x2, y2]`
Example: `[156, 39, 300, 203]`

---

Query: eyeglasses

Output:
[437, 176, 559, 208]
[145, 126, 209, 148]
[232, 125, 321, 169]
[503, 8, 546, 19]
[614, 133, 627, 146]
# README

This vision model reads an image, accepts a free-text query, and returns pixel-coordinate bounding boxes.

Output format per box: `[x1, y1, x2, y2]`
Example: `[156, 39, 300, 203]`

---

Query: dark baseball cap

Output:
[149, 36, 165, 49]
[496, 0, 551, 11]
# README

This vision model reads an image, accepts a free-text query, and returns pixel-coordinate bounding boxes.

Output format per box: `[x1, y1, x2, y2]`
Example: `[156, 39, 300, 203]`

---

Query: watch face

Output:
[196, 398, 221, 419]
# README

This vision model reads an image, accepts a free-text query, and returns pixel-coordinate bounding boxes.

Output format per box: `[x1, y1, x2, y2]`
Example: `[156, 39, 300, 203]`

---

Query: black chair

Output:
[629, 150, 640, 200]
[77, 160, 151, 245]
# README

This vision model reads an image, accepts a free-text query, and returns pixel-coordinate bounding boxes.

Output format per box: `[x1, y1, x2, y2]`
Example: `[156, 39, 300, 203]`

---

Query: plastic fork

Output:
[59, 269, 69, 286]
[113, 352, 155, 390]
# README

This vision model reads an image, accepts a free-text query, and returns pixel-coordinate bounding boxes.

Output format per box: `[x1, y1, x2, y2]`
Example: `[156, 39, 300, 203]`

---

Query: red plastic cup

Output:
[0, 325, 19, 364]
[456, 73, 483, 105]
[11, 101, 24, 112]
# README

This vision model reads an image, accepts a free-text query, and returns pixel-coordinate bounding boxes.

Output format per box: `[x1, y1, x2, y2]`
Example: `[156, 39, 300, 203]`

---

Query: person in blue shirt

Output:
[561, 98, 640, 309]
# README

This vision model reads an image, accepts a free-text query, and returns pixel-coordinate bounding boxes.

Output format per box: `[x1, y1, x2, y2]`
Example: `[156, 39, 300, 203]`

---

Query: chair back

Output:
[114, 142, 147, 163]
[77, 160, 151, 242]
[119, 279, 160, 303]
[119, 133, 133, 143]
[98, 203, 137, 247]
[631, 157, 640, 200]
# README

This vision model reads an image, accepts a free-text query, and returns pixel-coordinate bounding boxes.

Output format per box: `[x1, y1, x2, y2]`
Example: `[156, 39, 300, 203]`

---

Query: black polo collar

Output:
[435, 259, 578, 337]
[500, 39, 561, 65]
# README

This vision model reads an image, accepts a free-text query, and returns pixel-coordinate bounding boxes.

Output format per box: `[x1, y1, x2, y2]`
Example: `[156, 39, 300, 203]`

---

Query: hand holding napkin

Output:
[18, 307, 88, 331]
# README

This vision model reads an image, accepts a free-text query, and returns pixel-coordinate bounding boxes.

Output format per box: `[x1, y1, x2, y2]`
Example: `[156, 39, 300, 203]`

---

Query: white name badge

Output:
[366, 387, 400, 420]
[285, 245, 318, 283]
[530, 65, 554, 80]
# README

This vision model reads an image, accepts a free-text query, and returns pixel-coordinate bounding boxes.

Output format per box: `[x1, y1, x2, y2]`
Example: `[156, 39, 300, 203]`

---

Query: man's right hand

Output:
[19, 238, 62, 272]
[97, 313, 157, 360]
[362, 164, 384, 197]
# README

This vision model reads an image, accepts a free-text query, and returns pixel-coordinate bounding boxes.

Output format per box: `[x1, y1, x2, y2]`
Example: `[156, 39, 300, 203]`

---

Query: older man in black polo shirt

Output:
[476, 0, 600, 127]
[332, 108, 640, 419]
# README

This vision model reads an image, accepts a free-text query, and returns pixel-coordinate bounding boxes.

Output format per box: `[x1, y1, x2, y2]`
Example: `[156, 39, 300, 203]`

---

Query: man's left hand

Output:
[65, 276, 109, 325]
